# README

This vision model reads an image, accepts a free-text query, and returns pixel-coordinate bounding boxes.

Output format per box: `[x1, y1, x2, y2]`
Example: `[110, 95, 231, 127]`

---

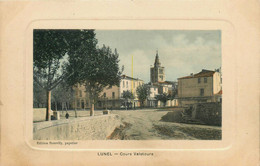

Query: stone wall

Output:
[191, 102, 221, 126]
[33, 114, 121, 140]
[33, 108, 52, 122]
[160, 103, 221, 126]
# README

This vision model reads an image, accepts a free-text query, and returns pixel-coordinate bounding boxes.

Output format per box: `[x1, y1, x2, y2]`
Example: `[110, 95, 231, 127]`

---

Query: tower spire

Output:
[154, 50, 160, 67]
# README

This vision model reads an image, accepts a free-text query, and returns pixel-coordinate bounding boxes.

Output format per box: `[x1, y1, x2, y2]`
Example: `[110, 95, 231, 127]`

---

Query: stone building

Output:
[177, 69, 222, 106]
[98, 75, 144, 109]
[150, 50, 165, 83]
[72, 75, 144, 110]
[146, 84, 159, 107]
[71, 84, 90, 110]
[149, 51, 178, 107]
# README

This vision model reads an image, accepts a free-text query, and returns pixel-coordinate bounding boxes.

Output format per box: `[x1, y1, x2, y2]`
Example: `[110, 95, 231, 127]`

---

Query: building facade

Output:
[150, 50, 165, 83]
[146, 84, 159, 107]
[149, 51, 178, 107]
[177, 69, 222, 106]
[72, 75, 144, 110]
[99, 75, 144, 109]
[71, 84, 90, 110]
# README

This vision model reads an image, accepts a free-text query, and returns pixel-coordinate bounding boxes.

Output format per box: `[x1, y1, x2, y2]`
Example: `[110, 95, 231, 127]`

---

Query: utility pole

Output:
[131, 55, 134, 110]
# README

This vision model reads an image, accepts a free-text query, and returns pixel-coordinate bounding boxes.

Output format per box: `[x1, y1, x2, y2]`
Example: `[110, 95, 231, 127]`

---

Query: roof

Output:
[178, 69, 216, 80]
[217, 90, 222, 95]
[156, 81, 174, 86]
[121, 75, 143, 81]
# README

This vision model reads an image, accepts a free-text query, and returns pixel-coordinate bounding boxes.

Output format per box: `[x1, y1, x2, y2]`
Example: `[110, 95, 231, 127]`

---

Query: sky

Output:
[95, 30, 221, 83]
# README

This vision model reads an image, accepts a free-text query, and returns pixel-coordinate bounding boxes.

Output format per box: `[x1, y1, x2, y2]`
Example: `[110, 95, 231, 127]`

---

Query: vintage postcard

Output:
[0, 1, 259, 166]
[33, 30, 222, 141]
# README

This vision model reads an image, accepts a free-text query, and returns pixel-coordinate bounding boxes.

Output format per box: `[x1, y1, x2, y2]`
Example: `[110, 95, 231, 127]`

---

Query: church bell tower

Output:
[150, 50, 165, 83]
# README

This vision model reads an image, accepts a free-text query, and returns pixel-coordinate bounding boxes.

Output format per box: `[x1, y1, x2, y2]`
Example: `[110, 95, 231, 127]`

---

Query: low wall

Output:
[160, 103, 221, 126]
[33, 108, 51, 122]
[191, 102, 222, 126]
[33, 114, 121, 140]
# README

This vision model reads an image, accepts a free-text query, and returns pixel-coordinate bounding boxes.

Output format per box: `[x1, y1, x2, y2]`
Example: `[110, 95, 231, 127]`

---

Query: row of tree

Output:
[122, 84, 178, 108]
[33, 30, 122, 121]
[34, 82, 177, 112]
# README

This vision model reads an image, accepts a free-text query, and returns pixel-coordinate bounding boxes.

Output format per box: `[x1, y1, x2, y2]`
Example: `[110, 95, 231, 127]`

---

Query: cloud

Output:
[95, 30, 221, 83]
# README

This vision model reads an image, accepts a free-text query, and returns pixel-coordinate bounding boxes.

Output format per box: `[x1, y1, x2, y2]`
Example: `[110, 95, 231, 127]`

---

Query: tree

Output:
[52, 81, 75, 110]
[52, 80, 76, 116]
[167, 89, 177, 101]
[122, 90, 134, 100]
[33, 30, 70, 121]
[67, 43, 122, 116]
[136, 84, 151, 107]
[33, 81, 46, 108]
[156, 93, 168, 107]
[122, 90, 134, 110]
[167, 82, 178, 106]
[33, 30, 97, 121]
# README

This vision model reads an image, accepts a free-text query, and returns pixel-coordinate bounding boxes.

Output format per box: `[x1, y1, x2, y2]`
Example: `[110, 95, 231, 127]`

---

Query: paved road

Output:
[109, 109, 221, 140]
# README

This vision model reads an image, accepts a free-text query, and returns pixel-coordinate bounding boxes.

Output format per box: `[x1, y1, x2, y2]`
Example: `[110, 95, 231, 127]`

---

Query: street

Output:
[109, 109, 221, 140]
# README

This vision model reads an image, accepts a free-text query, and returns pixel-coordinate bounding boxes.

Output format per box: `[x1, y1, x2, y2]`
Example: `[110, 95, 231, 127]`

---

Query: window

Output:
[200, 89, 204, 96]
[126, 81, 128, 88]
[81, 100, 84, 108]
[77, 100, 80, 107]
[103, 93, 106, 98]
[123, 81, 125, 88]
[204, 77, 207, 83]
[112, 92, 115, 98]
[198, 78, 201, 83]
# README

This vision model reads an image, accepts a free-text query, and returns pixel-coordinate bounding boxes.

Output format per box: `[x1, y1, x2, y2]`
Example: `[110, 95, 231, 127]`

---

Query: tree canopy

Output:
[33, 29, 98, 120]
[65, 34, 122, 115]
[122, 90, 134, 100]
[156, 93, 169, 106]
[167, 88, 177, 101]
[136, 84, 150, 106]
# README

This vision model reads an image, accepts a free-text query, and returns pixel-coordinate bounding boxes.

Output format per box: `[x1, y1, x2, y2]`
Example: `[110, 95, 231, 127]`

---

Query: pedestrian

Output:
[65, 112, 69, 119]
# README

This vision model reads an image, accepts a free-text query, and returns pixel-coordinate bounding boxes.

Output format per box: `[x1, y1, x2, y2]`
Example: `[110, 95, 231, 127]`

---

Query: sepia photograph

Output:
[1, 1, 259, 165]
[33, 30, 222, 140]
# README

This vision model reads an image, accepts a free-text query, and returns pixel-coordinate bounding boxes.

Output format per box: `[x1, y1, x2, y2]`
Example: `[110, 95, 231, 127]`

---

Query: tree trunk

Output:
[74, 109, 77, 118]
[55, 101, 57, 111]
[45, 90, 51, 121]
[61, 102, 64, 110]
[90, 102, 94, 116]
